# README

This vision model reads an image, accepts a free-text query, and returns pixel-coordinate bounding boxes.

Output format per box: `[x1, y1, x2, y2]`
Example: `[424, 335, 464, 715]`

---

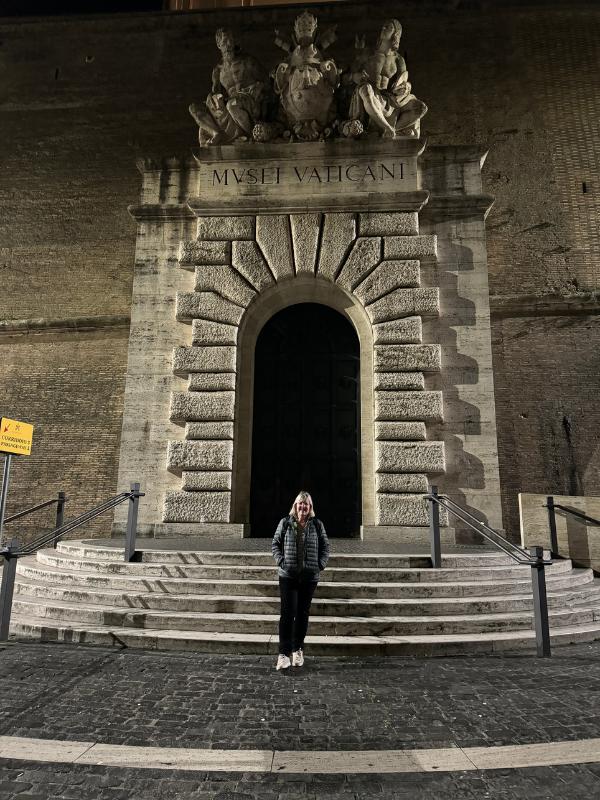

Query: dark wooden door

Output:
[250, 303, 361, 538]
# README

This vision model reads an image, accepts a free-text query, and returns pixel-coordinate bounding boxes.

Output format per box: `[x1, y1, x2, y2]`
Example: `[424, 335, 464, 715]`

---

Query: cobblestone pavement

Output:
[2, 641, 600, 797]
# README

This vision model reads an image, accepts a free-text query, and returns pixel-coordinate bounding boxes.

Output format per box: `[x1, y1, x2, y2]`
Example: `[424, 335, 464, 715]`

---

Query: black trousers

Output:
[278, 575, 319, 656]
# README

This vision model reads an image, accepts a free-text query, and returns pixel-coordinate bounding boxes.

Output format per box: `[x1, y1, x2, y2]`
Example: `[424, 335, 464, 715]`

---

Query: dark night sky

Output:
[0, 1, 164, 16]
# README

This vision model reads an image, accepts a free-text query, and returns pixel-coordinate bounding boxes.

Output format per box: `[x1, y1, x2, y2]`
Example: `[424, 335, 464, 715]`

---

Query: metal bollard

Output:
[530, 545, 551, 658]
[124, 482, 141, 563]
[0, 538, 19, 641]
[428, 485, 441, 569]
[546, 496, 558, 558]
[53, 491, 66, 548]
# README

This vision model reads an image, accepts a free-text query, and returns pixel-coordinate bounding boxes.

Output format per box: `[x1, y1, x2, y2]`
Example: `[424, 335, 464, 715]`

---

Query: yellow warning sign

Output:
[0, 418, 34, 456]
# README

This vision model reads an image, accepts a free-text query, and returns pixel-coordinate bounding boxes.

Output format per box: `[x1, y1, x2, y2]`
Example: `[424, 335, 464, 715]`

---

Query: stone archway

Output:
[249, 302, 361, 538]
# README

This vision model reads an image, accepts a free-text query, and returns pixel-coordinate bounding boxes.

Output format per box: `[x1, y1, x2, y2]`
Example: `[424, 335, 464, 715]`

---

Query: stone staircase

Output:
[8, 539, 600, 655]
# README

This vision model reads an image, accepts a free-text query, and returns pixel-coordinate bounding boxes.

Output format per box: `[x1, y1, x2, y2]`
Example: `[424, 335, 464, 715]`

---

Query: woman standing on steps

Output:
[271, 490, 330, 670]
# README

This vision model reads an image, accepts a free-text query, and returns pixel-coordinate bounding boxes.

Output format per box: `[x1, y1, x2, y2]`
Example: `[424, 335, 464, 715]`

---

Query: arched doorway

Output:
[250, 302, 361, 538]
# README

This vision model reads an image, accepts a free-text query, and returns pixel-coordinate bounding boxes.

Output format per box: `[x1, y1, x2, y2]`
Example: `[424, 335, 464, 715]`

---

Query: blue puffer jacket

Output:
[271, 516, 330, 580]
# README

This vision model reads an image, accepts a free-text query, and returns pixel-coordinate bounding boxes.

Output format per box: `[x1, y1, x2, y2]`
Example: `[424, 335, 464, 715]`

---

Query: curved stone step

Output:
[9, 614, 600, 656]
[11, 595, 600, 636]
[54, 542, 519, 569]
[14, 572, 600, 617]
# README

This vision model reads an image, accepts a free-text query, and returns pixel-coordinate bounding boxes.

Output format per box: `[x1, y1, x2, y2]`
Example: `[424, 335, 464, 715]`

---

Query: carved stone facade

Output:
[115, 137, 501, 541]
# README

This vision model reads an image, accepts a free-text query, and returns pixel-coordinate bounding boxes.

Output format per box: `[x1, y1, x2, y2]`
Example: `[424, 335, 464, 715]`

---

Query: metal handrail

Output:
[0, 482, 144, 641]
[435, 494, 549, 566]
[552, 504, 600, 527]
[5, 495, 64, 524]
[425, 485, 552, 657]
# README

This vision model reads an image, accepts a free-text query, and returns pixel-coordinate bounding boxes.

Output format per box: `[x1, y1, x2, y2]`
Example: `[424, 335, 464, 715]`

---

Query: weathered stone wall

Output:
[2, 1, 599, 539]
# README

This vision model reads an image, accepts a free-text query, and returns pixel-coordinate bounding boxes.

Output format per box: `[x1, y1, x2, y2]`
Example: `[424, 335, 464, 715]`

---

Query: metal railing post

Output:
[0, 538, 19, 641]
[0, 454, 13, 548]
[124, 482, 141, 563]
[53, 492, 66, 548]
[428, 485, 441, 569]
[530, 545, 551, 658]
[546, 496, 558, 557]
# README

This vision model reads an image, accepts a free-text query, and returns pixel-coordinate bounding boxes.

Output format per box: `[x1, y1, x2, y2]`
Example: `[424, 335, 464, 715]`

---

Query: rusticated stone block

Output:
[290, 213, 321, 274]
[182, 471, 232, 491]
[189, 373, 236, 391]
[194, 266, 256, 307]
[375, 441, 445, 473]
[359, 212, 418, 237]
[185, 421, 234, 440]
[317, 213, 356, 281]
[374, 422, 427, 441]
[354, 260, 420, 305]
[336, 237, 381, 291]
[374, 371, 425, 391]
[173, 346, 236, 375]
[163, 490, 230, 522]
[383, 235, 437, 259]
[375, 391, 443, 422]
[197, 216, 254, 241]
[232, 240, 275, 292]
[376, 493, 445, 526]
[373, 317, 422, 345]
[256, 215, 294, 280]
[376, 473, 429, 492]
[167, 440, 233, 472]
[366, 287, 439, 324]
[176, 292, 244, 325]
[375, 344, 441, 373]
[170, 391, 235, 422]
[179, 240, 230, 270]
[191, 319, 238, 346]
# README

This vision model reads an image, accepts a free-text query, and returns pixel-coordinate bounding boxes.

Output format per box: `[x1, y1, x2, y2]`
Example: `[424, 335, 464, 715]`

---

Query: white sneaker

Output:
[276, 654, 291, 670]
[292, 649, 304, 667]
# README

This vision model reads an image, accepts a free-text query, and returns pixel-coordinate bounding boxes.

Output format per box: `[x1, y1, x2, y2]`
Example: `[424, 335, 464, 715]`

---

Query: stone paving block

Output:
[173, 346, 236, 375]
[256, 215, 295, 280]
[191, 319, 238, 346]
[167, 440, 233, 472]
[359, 212, 419, 237]
[375, 391, 443, 422]
[375, 441, 445, 473]
[336, 237, 381, 291]
[374, 422, 427, 441]
[185, 421, 234, 440]
[179, 240, 230, 269]
[170, 391, 235, 422]
[232, 241, 275, 292]
[366, 288, 439, 325]
[194, 265, 256, 307]
[196, 216, 255, 241]
[317, 212, 356, 281]
[374, 345, 441, 373]
[383, 235, 437, 259]
[290, 213, 322, 274]
[176, 292, 244, 325]
[374, 371, 425, 391]
[373, 317, 422, 345]
[354, 260, 420, 306]
[163, 490, 231, 522]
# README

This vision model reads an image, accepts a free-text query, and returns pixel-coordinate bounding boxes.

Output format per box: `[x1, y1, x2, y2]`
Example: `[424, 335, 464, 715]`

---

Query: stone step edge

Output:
[9, 616, 600, 654]
[13, 596, 600, 625]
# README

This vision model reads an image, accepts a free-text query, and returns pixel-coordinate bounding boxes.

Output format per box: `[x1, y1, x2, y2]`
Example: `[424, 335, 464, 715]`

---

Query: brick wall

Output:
[1, 0, 599, 539]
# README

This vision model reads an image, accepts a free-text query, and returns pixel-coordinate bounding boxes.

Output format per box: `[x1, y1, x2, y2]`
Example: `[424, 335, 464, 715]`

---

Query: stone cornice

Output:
[186, 190, 430, 216]
[0, 314, 131, 336]
[128, 204, 197, 221]
[420, 194, 495, 220]
[490, 292, 600, 318]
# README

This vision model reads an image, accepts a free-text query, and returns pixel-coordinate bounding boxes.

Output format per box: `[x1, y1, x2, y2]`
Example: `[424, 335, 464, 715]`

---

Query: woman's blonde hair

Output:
[289, 490, 316, 519]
